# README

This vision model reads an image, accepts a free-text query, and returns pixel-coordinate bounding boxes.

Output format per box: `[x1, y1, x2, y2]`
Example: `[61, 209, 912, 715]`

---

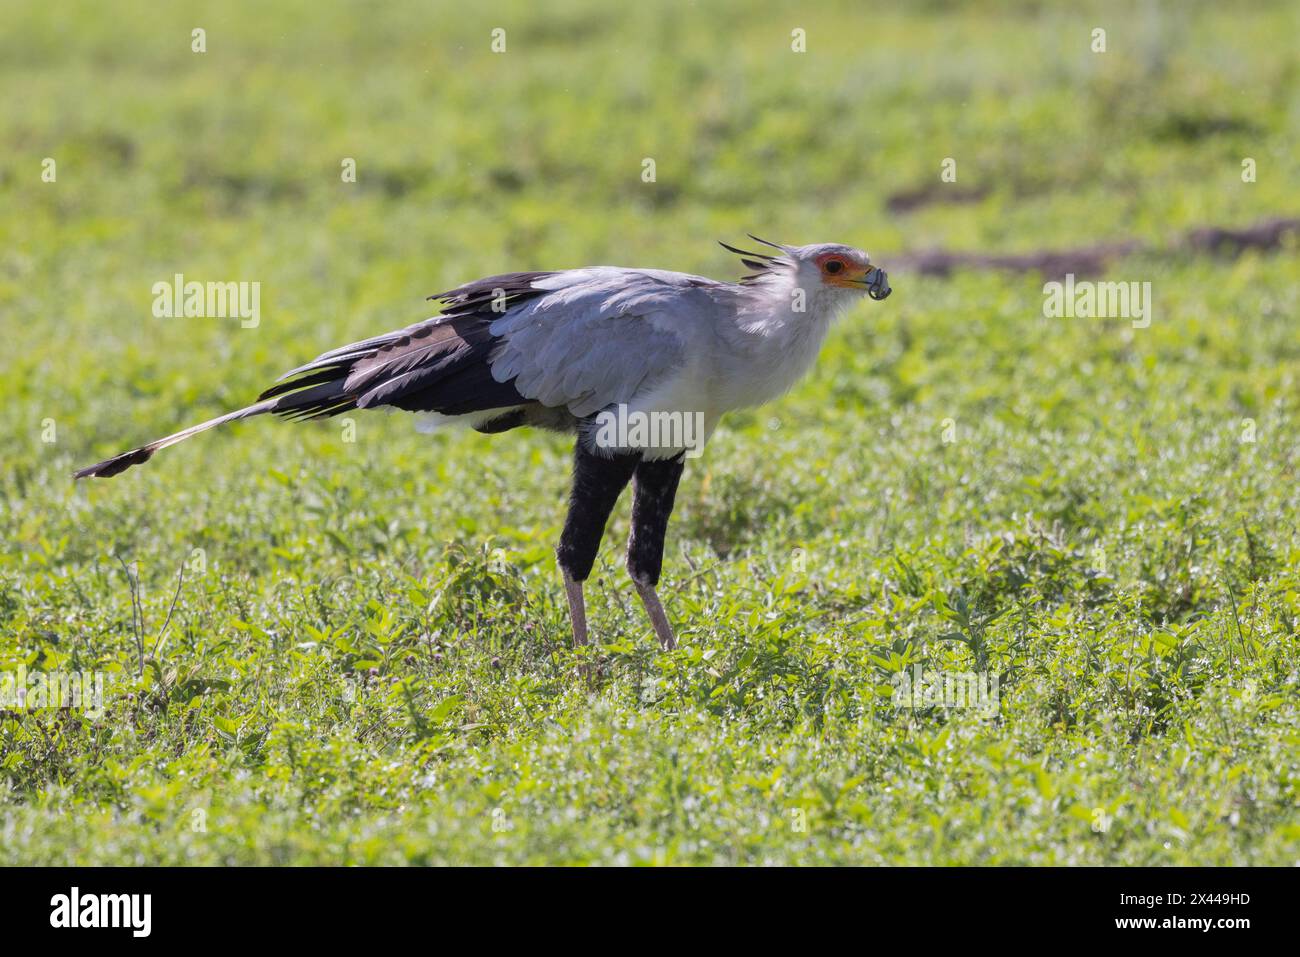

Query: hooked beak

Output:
[863, 265, 891, 301]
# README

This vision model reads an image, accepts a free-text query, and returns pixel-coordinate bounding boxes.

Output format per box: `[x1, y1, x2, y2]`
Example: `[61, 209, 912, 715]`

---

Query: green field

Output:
[2, 0, 1299, 864]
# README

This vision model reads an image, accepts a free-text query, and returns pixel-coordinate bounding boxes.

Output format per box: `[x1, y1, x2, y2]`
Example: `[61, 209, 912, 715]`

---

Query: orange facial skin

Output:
[814, 250, 874, 289]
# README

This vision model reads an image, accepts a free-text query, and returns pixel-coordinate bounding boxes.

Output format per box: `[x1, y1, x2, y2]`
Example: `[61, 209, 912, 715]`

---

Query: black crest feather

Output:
[719, 237, 791, 284]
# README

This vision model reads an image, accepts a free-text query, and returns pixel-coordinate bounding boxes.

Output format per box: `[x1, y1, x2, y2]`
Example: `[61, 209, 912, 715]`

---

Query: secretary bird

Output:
[75, 238, 891, 649]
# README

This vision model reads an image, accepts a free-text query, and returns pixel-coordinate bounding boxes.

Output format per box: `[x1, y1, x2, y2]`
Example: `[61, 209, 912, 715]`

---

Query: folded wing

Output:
[487, 268, 697, 418]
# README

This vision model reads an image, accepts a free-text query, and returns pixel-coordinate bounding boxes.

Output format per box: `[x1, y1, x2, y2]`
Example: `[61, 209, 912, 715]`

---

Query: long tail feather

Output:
[73, 400, 277, 480]
[75, 272, 553, 481]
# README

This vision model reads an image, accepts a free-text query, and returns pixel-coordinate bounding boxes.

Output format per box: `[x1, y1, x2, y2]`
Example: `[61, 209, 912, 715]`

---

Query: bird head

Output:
[723, 237, 891, 301]
[791, 242, 891, 301]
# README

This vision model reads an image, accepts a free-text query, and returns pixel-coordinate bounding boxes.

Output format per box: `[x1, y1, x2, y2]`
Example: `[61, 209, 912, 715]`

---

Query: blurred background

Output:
[3, 0, 1296, 358]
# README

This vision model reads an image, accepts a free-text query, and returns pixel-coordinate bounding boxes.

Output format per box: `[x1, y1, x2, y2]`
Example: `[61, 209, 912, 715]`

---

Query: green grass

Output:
[2, 0, 1299, 864]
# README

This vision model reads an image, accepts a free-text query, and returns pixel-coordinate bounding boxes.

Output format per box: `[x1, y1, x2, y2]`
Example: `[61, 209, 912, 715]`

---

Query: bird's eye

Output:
[824, 260, 844, 274]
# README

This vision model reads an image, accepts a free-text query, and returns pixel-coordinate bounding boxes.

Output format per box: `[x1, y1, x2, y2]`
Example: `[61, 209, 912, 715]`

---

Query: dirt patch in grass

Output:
[891, 216, 1300, 279]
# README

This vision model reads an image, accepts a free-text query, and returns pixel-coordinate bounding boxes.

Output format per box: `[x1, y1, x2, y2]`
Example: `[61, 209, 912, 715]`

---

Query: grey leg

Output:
[556, 442, 639, 647]
[627, 455, 686, 650]
[563, 568, 589, 646]
[634, 580, 676, 651]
